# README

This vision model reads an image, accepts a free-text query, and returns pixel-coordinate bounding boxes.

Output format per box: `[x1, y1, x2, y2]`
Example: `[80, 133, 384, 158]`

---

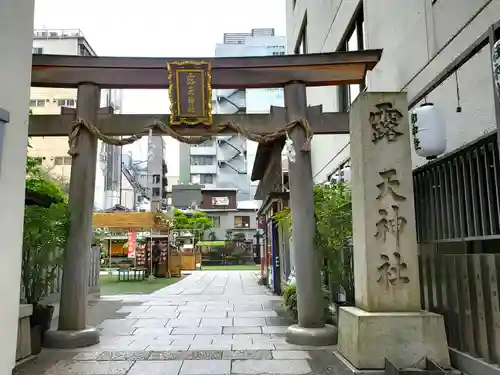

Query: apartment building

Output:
[179, 28, 286, 201]
[29, 29, 129, 210]
[286, 1, 500, 374]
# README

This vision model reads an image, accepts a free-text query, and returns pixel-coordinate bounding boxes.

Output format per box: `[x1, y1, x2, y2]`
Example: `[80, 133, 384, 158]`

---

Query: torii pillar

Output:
[284, 82, 337, 346]
[44, 83, 101, 348]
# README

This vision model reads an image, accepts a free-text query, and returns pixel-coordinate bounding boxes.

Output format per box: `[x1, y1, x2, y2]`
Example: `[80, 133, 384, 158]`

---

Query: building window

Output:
[338, 5, 365, 112]
[200, 174, 214, 184]
[152, 174, 161, 184]
[190, 155, 215, 165]
[152, 187, 161, 197]
[32, 47, 43, 54]
[294, 14, 307, 54]
[54, 156, 72, 166]
[29, 99, 46, 107]
[57, 99, 76, 107]
[192, 139, 214, 147]
[234, 216, 251, 228]
[272, 51, 285, 56]
[210, 216, 221, 228]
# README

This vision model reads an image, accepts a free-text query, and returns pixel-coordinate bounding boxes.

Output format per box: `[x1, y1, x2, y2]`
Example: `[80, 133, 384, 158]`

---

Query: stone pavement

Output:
[18, 271, 342, 375]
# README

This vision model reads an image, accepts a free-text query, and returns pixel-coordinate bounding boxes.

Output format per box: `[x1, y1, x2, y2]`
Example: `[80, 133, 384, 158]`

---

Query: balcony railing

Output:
[33, 29, 85, 39]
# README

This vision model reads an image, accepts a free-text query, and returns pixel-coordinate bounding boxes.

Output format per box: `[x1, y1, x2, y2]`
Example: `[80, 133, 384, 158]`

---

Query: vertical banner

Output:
[127, 232, 137, 258]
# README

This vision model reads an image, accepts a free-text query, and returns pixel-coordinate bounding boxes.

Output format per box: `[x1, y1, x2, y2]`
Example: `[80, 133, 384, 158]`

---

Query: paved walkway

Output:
[32, 271, 339, 375]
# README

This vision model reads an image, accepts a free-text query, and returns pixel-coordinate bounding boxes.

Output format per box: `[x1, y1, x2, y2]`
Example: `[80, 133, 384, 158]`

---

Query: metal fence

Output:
[414, 131, 500, 372]
[414, 131, 500, 242]
[20, 247, 100, 302]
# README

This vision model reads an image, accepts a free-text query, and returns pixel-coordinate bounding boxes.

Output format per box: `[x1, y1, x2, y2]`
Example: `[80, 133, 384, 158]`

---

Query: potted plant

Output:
[21, 203, 67, 354]
[22, 156, 68, 354]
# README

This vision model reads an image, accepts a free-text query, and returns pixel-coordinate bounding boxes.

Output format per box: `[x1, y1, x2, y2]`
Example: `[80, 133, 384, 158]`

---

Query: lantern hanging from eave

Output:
[410, 103, 446, 160]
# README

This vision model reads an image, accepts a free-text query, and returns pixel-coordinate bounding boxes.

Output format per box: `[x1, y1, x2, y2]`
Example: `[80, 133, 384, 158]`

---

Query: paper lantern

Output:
[410, 103, 446, 160]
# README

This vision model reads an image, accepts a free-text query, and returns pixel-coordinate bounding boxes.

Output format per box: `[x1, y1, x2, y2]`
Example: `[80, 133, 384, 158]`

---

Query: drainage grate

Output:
[385, 358, 446, 375]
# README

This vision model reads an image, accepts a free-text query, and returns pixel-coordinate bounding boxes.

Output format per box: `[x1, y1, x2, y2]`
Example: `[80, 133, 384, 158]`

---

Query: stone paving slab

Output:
[128, 360, 183, 375]
[231, 359, 311, 374]
[28, 271, 340, 375]
[44, 360, 134, 375]
[180, 359, 231, 374]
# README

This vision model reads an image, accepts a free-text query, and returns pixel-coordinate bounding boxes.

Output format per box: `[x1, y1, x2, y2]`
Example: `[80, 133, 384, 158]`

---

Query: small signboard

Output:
[167, 61, 212, 126]
[212, 196, 229, 206]
[127, 232, 137, 258]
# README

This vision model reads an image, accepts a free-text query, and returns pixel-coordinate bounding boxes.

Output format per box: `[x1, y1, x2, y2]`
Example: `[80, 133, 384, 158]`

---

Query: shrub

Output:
[283, 283, 298, 318]
[283, 283, 333, 322]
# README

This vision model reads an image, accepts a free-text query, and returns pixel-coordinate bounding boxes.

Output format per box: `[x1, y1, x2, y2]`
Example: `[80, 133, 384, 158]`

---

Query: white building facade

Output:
[30, 29, 128, 210]
[287, 0, 500, 183]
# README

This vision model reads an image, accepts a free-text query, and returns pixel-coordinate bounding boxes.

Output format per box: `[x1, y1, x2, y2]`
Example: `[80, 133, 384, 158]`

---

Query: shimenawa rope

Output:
[68, 117, 313, 156]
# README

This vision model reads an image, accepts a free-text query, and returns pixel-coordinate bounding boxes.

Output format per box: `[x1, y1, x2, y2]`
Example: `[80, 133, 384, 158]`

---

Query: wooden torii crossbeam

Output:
[28, 106, 349, 137]
[31, 50, 382, 350]
[31, 50, 381, 89]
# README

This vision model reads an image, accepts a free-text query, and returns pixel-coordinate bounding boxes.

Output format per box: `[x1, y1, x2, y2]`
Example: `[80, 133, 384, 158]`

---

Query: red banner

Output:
[127, 232, 137, 258]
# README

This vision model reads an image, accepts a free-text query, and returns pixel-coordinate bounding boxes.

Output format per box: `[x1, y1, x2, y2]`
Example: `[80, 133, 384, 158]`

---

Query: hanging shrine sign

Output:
[167, 61, 213, 126]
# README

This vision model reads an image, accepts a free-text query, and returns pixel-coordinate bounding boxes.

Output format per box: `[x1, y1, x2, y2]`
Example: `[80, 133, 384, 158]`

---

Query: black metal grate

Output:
[413, 131, 500, 243]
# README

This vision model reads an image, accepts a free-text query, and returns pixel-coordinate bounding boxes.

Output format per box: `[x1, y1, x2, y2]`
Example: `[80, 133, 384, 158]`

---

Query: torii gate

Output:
[29, 50, 381, 349]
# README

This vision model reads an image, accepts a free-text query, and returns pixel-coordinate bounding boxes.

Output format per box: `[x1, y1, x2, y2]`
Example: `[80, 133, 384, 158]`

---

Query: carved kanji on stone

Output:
[376, 169, 407, 202]
[370, 102, 404, 144]
[377, 252, 410, 286]
[375, 205, 407, 246]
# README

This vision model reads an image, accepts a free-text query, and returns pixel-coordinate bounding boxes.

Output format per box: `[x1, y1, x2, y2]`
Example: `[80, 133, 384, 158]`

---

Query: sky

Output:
[33, 0, 287, 174]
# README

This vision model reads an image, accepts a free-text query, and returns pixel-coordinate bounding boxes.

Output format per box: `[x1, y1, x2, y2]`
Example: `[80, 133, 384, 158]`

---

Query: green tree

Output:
[173, 209, 214, 244]
[314, 182, 353, 303]
[273, 182, 354, 303]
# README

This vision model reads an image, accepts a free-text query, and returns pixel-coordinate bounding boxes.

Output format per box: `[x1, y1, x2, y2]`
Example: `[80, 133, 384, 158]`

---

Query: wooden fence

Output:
[20, 247, 100, 302]
[419, 249, 500, 368]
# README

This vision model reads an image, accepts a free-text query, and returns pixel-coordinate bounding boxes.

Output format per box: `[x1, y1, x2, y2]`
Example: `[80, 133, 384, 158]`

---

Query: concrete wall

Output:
[171, 184, 203, 210]
[286, 0, 499, 179]
[0, 2, 35, 372]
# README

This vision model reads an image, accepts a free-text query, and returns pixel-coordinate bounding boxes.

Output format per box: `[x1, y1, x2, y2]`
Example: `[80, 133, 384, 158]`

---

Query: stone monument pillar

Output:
[337, 92, 449, 370]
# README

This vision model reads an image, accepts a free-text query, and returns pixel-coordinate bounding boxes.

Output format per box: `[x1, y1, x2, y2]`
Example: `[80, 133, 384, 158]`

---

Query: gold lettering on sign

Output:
[187, 72, 196, 114]
[370, 102, 404, 144]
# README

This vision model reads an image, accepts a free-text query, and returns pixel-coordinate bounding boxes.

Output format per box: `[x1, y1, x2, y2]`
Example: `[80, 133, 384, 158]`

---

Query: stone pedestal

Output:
[338, 307, 449, 369]
[336, 92, 449, 370]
